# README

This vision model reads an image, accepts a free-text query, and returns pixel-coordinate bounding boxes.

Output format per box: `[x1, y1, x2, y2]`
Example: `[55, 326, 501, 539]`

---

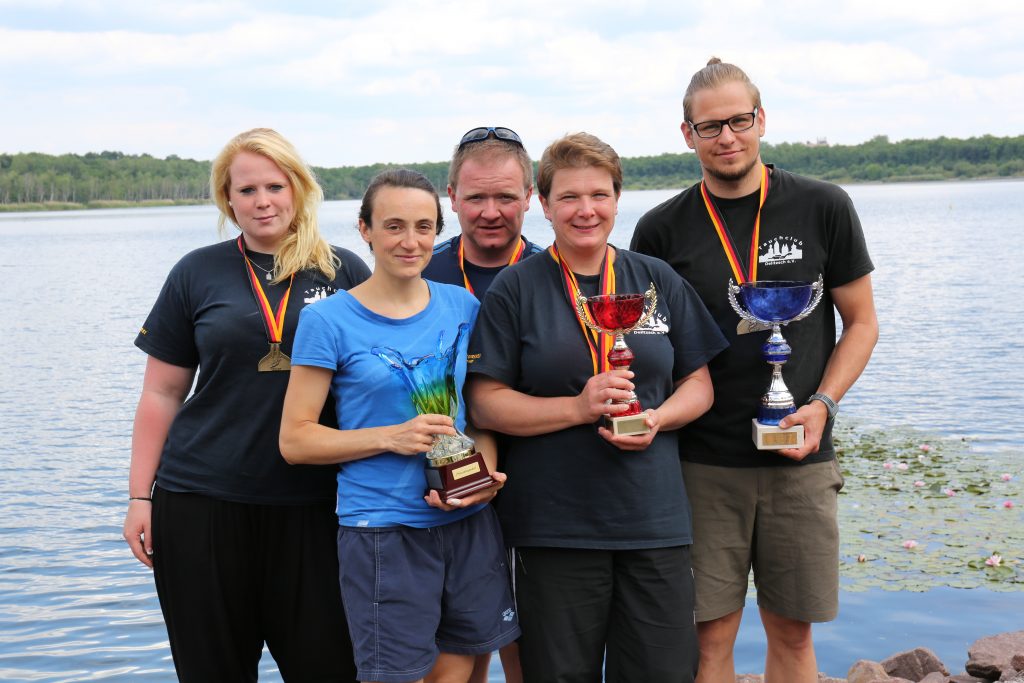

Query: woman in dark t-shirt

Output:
[466, 132, 727, 683]
[122, 128, 369, 681]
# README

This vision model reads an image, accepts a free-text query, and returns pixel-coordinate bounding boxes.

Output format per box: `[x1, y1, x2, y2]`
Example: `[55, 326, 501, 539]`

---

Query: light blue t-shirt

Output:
[292, 280, 482, 528]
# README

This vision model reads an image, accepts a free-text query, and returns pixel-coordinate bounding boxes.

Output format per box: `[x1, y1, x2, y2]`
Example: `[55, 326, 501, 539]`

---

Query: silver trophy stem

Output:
[612, 333, 629, 355]
[611, 333, 641, 405]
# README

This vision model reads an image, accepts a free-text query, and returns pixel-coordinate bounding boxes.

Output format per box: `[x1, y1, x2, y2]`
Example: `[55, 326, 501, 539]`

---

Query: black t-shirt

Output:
[631, 166, 874, 468]
[135, 239, 371, 504]
[468, 248, 727, 549]
[423, 235, 545, 300]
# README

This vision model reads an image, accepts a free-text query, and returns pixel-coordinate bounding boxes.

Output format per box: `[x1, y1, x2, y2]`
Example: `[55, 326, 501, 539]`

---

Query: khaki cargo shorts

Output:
[681, 458, 844, 623]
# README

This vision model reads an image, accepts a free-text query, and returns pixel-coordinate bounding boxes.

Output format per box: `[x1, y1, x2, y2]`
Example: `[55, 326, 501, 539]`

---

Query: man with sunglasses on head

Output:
[424, 127, 544, 302]
[425, 126, 541, 683]
[631, 58, 878, 683]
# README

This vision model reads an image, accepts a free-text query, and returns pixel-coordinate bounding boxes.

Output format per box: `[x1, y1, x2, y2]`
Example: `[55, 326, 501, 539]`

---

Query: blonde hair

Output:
[683, 57, 762, 123]
[210, 128, 339, 282]
[536, 132, 622, 200]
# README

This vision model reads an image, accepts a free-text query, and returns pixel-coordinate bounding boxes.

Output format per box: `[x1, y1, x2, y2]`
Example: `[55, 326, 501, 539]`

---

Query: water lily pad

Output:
[832, 421, 1022, 591]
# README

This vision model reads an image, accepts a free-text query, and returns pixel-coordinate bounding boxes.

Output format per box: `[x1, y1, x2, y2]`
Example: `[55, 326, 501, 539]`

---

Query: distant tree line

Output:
[2, 134, 1022, 210]
[621, 134, 1024, 189]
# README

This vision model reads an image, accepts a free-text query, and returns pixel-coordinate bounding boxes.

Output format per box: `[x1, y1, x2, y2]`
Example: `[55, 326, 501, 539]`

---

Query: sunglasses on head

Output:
[458, 126, 524, 150]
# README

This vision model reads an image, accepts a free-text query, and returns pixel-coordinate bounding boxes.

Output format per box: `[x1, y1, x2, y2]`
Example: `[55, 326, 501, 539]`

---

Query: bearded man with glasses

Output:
[631, 58, 879, 683]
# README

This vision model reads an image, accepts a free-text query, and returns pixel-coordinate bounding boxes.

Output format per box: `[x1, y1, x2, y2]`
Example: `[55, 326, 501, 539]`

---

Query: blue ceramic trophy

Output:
[727, 277, 824, 450]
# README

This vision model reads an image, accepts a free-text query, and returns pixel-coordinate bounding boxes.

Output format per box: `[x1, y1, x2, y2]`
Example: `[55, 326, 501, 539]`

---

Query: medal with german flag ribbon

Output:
[700, 164, 770, 285]
[700, 165, 771, 334]
[237, 236, 294, 372]
[549, 243, 616, 375]
[457, 236, 527, 296]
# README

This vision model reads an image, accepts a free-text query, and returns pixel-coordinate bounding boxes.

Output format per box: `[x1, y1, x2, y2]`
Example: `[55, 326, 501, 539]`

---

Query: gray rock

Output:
[848, 660, 889, 683]
[949, 675, 993, 683]
[999, 669, 1024, 682]
[817, 677, 847, 683]
[967, 631, 1024, 679]
[883, 647, 950, 680]
[920, 673, 948, 683]
[735, 675, 763, 683]
[1013, 653, 1024, 671]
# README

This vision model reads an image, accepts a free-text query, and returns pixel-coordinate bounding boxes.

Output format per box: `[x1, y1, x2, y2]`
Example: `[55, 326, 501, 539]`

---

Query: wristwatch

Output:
[807, 392, 839, 420]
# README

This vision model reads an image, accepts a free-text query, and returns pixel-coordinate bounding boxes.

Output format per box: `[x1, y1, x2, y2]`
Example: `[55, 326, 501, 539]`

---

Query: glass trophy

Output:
[372, 323, 495, 501]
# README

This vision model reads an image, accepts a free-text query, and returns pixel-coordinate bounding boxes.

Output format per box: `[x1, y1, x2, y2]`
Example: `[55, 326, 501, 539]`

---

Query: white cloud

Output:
[1, 0, 1022, 165]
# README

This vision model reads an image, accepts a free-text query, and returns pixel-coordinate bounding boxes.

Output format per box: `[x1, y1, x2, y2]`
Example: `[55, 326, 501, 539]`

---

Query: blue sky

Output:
[2, 0, 1022, 167]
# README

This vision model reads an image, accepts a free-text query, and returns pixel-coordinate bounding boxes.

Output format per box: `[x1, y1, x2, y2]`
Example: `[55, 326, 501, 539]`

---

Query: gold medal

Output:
[238, 237, 295, 373]
[258, 342, 292, 372]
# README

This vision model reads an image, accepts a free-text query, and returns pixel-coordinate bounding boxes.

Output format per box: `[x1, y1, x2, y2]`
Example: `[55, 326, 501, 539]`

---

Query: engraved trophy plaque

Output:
[728, 277, 824, 450]
[372, 323, 495, 501]
[575, 284, 658, 436]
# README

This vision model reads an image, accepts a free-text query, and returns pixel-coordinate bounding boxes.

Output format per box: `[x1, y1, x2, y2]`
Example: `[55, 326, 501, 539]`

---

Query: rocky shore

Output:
[734, 630, 1024, 683]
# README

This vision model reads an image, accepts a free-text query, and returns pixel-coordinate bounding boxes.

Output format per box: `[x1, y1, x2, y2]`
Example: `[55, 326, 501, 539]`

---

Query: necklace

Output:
[246, 255, 275, 281]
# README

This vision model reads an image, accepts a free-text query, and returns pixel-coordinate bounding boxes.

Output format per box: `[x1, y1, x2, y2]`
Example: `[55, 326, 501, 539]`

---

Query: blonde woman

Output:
[123, 128, 369, 680]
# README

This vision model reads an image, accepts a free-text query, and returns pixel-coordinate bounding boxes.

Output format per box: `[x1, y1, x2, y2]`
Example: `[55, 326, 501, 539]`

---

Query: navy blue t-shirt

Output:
[423, 235, 545, 300]
[135, 239, 371, 504]
[468, 248, 727, 549]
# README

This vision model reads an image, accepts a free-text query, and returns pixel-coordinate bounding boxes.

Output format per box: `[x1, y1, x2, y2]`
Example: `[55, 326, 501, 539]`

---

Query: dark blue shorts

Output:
[337, 506, 520, 683]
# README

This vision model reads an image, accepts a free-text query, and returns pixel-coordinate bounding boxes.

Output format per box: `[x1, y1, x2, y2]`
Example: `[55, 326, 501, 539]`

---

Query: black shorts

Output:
[512, 545, 698, 683]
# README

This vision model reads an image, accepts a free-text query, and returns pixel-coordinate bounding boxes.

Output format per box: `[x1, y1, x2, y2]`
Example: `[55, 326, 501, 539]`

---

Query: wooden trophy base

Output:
[605, 412, 650, 437]
[752, 419, 804, 450]
[425, 450, 495, 502]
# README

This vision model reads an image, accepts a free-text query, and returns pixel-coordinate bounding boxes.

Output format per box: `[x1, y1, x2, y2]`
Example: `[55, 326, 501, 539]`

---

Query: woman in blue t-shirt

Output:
[280, 169, 520, 683]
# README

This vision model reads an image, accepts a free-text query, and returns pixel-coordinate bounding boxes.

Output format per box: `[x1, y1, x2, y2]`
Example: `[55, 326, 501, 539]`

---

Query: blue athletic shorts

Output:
[337, 506, 520, 683]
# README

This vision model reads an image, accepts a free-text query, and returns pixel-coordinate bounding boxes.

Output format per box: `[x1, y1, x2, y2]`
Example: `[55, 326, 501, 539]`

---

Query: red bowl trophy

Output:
[575, 283, 658, 436]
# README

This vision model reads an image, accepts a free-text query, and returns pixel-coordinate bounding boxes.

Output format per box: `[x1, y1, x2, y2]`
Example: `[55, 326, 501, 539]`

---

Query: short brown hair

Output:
[448, 138, 533, 192]
[536, 132, 622, 200]
[683, 57, 762, 123]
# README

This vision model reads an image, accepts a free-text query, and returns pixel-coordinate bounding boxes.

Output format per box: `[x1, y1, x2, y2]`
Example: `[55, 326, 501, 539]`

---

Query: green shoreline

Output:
[2, 174, 1021, 214]
[0, 198, 208, 213]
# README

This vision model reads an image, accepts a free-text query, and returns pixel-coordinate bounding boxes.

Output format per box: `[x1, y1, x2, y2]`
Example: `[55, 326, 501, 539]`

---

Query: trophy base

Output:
[605, 413, 650, 436]
[425, 450, 496, 502]
[752, 419, 804, 450]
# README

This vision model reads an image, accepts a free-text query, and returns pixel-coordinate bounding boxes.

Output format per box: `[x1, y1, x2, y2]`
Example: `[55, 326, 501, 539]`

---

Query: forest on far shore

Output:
[2, 133, 1022, 212]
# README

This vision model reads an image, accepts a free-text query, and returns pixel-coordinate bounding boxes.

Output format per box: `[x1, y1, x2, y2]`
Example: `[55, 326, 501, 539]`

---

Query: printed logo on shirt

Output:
[466, 353, 481, 365]
[303, 285, 337, 304]
[759, 236, 804, 267]
[632, 310, 669, 335]
[502, 608, 516, 622]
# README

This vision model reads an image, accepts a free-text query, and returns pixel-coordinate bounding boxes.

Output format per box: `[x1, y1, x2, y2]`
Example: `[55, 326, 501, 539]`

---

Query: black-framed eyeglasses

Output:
[458, 126, 524, 150]
[687, 108, 759, 139]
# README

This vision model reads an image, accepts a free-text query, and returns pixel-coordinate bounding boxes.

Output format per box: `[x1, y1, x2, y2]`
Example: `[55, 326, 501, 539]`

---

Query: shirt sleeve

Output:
[662, 267, 729, 380]
[467, 269, 523, 387]
[291, 305, 342, 371]
[823, 188, 874, 289]
[336, 247, 372, 287]
[134, 258, 200, 368]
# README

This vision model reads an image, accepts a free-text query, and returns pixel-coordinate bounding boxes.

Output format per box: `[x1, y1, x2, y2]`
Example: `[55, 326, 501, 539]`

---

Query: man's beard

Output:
[704, 157, 759, 184]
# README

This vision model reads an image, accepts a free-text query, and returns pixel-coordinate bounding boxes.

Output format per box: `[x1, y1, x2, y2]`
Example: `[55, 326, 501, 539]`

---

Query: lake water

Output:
[0, 179, 1022, 680]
